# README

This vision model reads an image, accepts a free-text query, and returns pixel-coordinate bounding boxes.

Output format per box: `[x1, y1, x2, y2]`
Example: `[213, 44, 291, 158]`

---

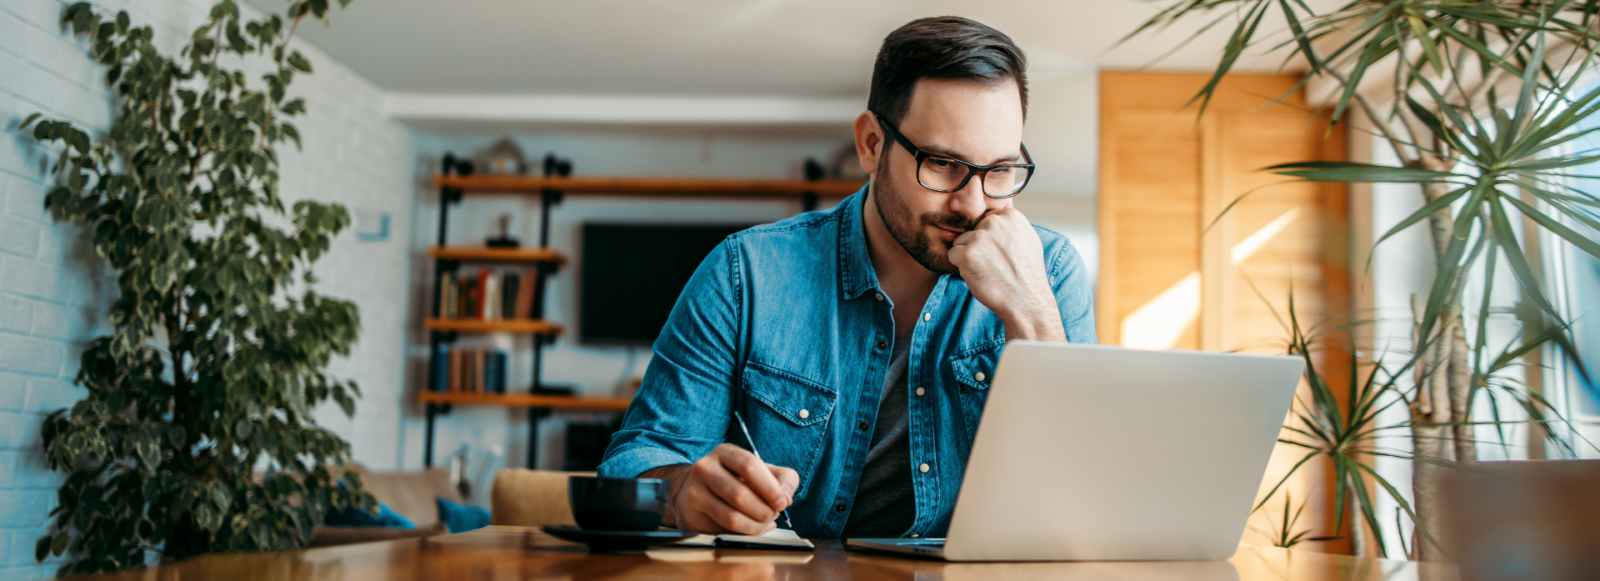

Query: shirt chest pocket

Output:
[740, 361, 837, 485]
[949, 339, 1005, 444]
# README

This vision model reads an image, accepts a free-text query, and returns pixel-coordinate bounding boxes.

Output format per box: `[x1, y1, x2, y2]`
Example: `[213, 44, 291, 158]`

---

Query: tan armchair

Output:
[489, 468, 593, 527]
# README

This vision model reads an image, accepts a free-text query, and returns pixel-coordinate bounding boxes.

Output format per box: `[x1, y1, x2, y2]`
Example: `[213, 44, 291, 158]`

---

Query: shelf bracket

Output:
[441, 187, 463, 205]
[538, 188, 563, 247]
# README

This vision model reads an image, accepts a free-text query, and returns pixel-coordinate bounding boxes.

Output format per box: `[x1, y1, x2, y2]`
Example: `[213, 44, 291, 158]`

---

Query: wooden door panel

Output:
[1101, 111, 1202, 349]
[1099, 71, 1351, 555]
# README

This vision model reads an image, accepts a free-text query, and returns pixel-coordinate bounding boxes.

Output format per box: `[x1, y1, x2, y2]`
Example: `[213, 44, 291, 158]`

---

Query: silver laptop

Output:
[847, 341, 1302, 561]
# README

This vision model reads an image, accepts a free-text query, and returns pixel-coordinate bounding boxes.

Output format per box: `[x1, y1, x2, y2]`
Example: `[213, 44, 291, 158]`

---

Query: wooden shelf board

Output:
[433, 175, 865, 197]
[424, 318, 564, 335]
[420, 390, 632, 411]
[428, 246, 567, 264]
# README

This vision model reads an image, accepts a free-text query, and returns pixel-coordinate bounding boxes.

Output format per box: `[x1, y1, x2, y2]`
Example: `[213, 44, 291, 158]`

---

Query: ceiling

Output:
[246, 0, 1317, 98]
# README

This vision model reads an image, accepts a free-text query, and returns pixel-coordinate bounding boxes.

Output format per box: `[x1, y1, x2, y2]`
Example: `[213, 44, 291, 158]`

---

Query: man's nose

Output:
[947, 175, 989, 224]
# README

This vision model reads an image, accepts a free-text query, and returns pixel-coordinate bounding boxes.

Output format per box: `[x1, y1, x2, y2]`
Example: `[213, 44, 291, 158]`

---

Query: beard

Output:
[872, 154, 979, 275]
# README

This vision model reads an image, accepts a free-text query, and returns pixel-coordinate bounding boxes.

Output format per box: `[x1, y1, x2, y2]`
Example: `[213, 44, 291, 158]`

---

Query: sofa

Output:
[310, 463, 460, 547]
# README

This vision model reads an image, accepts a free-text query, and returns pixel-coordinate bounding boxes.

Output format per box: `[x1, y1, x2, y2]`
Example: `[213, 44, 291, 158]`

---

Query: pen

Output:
[732, 411, 794, 529]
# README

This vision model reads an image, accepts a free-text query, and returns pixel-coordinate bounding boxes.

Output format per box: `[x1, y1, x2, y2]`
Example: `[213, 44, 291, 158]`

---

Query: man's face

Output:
[871, 78, 1025, 274]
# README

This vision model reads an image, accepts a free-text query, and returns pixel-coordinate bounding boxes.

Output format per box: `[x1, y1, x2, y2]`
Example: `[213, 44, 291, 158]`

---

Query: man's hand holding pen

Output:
[645, 444, 799, 535]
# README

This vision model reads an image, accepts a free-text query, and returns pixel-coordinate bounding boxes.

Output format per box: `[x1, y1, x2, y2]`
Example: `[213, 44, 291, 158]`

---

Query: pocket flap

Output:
[950, 339, 1005, 390]
[742, 362, 836, 427]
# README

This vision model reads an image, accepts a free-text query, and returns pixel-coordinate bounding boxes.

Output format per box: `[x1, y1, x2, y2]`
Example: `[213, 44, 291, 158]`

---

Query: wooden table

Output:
[89, 526, 1455, 580]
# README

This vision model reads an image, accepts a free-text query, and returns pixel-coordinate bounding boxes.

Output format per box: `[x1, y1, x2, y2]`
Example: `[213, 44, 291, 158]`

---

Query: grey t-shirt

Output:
[841, 335, 915, 538]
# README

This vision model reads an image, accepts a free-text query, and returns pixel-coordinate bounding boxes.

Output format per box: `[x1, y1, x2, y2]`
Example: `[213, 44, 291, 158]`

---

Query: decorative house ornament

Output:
[476, 137, 528, 175]
[486, 213, 520, 248]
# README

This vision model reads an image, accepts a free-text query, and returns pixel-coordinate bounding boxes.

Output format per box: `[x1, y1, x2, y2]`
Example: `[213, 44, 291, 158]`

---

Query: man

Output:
[597, 16, 1094, 540]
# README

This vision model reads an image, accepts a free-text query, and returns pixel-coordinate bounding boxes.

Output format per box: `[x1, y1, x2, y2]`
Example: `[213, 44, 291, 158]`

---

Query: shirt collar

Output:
[837, 184, 879, 300]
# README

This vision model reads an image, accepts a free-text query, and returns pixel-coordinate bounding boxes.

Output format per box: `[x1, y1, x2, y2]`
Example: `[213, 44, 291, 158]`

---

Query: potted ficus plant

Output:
[21, 0, 374, 574]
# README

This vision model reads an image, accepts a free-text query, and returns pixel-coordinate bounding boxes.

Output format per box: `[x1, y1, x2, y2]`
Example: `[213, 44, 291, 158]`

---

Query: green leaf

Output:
[51, 531, 69, 557]
[1505, 195, 1600, 260]
[1489, 198, 1561, 320]
[1405, 13, 1444, 75]
[1367, 185, 1470, 273]
[1266, 161, 1459, 183]
[281, 123, 301, 150]
[287, 50, 312, 73]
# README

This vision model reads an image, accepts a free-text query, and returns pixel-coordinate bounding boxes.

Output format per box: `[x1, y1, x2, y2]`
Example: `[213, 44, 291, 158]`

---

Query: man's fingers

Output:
[697, 446, 778, 521]
[770, 465, 800, 498]
[948, 242, 969, 269]
[714, 444, 790, 511]
[685, 485, 771, 535]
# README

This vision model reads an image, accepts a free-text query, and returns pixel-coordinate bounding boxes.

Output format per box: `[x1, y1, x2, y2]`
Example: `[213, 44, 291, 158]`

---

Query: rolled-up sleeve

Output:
[1046, 236, 1097, 344]
[599, 239, 741, 478]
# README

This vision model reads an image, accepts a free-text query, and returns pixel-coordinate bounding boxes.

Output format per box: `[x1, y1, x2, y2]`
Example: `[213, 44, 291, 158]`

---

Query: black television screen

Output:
[579, 223, 757, 344]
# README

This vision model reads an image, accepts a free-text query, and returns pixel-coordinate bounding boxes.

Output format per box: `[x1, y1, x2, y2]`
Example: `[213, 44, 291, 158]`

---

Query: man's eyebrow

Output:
[922, 145, 1022, 165]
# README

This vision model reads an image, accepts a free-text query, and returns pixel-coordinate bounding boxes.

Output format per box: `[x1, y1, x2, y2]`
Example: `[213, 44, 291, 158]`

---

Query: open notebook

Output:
[675, 528, 815, 551]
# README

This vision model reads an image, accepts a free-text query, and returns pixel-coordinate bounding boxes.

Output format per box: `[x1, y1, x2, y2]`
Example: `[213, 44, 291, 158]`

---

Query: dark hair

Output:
[867, 16, 1028, 126]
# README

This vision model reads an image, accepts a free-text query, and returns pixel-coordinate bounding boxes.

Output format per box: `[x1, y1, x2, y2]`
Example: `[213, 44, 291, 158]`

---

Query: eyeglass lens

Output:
[918, 156, 1032, 196]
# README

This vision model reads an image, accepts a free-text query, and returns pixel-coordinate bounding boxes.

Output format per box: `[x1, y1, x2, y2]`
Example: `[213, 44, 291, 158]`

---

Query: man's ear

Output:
[853, 111, 883, 176]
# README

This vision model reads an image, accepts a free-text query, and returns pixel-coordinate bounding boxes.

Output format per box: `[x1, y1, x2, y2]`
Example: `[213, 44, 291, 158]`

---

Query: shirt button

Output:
[798, 409, 810, 419]
[974, 371, 986, 382]
[875, 292, 884, 301]
[919, 463, 930, 473]
[923, 313, 931, 322]
[858, 421, 870, 431]
[876, 340, 888, 350]
[915, 387, 926, 397]
[835, 503, 847, 513]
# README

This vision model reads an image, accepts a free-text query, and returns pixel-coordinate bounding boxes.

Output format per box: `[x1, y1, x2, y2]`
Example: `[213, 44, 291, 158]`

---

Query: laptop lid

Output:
[941, 342, 1302, 561]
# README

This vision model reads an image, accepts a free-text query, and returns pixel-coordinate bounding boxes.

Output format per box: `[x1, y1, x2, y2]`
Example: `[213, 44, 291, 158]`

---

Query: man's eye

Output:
[990, 167, 1012, 176]
[930, 159, 954, 169]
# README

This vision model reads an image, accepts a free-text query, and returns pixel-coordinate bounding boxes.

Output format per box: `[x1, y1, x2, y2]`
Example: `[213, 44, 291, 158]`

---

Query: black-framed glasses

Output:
[875, 113, 1035, 199]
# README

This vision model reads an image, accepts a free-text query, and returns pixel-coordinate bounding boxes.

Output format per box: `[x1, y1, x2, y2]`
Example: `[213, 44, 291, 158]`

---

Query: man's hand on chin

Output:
[948, 207, 1067, 342]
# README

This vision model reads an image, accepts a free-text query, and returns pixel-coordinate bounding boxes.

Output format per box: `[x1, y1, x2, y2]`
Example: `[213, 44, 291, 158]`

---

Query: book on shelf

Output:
[431, 344, 450, 392]
[434, 268, 541, 324]
[483, 270, 500, 321]
[501, 273, 520, 321]
[431, 345, 510, 394]
[474, 269, 488, 320]
[513, 271, 534, 320]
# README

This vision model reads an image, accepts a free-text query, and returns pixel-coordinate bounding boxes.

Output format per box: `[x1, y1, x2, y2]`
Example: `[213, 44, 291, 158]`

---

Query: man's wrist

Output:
[999, 287, 1067, 341]
[640, 464, 691, 527]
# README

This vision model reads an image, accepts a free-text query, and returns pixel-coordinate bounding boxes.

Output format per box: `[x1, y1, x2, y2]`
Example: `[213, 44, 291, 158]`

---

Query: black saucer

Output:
[540, 525, 697, 552]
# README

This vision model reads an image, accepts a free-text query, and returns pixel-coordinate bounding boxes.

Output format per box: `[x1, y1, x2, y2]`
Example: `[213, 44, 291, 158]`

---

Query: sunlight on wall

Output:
[1120, 207, 1303, 349]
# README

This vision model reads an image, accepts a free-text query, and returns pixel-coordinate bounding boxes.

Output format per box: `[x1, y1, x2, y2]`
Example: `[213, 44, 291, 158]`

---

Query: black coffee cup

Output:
[568, 476, 667, 531]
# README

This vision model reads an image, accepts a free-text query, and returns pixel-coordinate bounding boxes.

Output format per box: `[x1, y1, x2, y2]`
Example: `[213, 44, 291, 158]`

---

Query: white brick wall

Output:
[0, 1, 412, 578]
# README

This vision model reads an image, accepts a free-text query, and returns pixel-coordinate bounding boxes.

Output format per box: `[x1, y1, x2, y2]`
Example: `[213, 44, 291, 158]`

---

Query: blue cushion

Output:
[436, 497, 491, 533]
[325, 501, 416, 529]
[325, 484, 416, 529]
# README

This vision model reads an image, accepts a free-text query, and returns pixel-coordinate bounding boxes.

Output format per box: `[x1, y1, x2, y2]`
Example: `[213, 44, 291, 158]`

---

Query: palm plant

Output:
[1256, 290, 1573, 558]
[1127, 0, 1600, 561]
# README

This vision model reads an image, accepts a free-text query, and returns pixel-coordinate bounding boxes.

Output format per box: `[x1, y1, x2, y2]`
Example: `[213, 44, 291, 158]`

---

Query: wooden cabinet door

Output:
[1098, 71, 1352, 553]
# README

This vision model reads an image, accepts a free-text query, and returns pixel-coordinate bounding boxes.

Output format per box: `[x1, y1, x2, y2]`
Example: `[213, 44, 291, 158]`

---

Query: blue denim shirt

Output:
[598, 188, 1096, 539]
